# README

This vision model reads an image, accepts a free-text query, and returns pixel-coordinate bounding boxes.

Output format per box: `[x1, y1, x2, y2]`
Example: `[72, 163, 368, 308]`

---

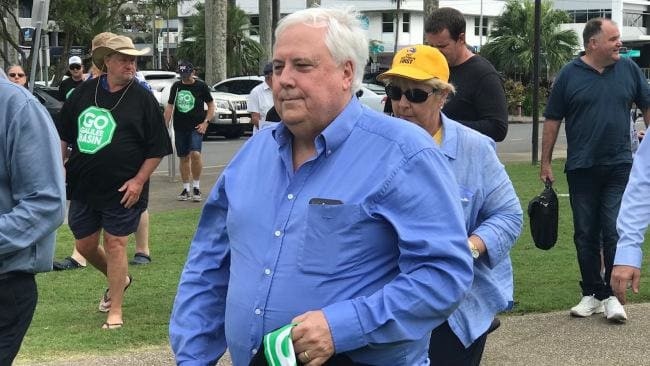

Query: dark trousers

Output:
[0, 273, 37, 366]
[566, 164, 631, 300]
[428, 321, 488, 366]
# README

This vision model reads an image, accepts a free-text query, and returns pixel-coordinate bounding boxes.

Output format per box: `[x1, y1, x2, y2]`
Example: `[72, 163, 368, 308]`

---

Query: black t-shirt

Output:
[168, 80, 213, 132]
[443, 55, 509, 142]
[59, 77, 173, 209]
[58, 77, 84, 101]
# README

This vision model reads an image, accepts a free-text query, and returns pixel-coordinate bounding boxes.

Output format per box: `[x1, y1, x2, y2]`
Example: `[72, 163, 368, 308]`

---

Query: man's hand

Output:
[118, 178, 144, 208]
[611, 265, 641, 304]
[291, 311, 335, 366]
[539, 162, 554, 185]
[196, 120, 209, 135]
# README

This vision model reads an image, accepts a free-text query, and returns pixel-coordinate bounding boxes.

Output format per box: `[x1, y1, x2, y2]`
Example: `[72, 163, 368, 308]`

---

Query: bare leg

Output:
[69, 248, 88, 266]
[190, 151, 202, 181]
[76, 231, 107, 276]
[179, 156, 191, 183]
[102, 231, 129, 325]
[135, 210, 149, 256]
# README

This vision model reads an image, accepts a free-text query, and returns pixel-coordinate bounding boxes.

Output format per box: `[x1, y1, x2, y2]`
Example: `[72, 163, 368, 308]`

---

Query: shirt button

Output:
[255, 308, 262, 315]
[252, 348, 258, 355]
[327, 149, 332, 155]
[264, 268, 271, 275]
[274, 230, 282, 237]
[287, 193, 294, 200]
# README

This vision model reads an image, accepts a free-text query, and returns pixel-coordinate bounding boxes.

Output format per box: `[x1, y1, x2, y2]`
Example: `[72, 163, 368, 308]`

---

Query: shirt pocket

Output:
[458, 185, 475, 223]
[298, 203, 363, 275]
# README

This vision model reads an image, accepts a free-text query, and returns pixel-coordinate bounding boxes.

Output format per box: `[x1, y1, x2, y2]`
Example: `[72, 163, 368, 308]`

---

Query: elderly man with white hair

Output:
[170, 6, 473, 366]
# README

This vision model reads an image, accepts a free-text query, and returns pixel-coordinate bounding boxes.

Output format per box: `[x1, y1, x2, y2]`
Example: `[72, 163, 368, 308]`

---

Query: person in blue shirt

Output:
[541, 18, 650, 323]
[612, 135, 650, 307]
[169, 7, 473, 366]
[0, 75, 66, 364]
[378, 45, 523, 366]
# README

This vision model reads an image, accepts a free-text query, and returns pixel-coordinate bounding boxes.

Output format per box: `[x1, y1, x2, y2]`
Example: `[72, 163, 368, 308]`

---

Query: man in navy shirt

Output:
[541, 18, 650, 323]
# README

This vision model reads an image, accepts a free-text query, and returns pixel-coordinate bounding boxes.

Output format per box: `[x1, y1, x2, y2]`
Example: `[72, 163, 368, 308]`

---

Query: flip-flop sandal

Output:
[98, 275, 133, 313]
[101, 322, 123, 330]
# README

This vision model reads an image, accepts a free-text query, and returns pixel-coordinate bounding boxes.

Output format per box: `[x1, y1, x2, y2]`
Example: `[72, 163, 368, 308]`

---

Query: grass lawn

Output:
[15, 159, 650, 362]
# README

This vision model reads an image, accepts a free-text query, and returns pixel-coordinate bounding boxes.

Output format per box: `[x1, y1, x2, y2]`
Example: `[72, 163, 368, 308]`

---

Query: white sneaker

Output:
[603, 296, 627, 323]
[570, 295, 604, 317]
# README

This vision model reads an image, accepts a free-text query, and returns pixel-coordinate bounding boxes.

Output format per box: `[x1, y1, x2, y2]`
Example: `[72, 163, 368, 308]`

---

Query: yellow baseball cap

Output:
[378, 45, 449, 83]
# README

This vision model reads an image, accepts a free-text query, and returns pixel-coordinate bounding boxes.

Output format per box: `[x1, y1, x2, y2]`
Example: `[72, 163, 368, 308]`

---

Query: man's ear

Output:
[342, 60, 354, 91]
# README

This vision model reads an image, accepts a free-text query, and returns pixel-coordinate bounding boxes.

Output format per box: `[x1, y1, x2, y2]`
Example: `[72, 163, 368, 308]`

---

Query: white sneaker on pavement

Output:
[604, 296, 627, 323]
[570, 295, 604, 317]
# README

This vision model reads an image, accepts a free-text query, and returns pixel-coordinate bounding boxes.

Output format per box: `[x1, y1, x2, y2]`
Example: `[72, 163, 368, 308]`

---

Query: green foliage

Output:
[503, 79, 526, 114]
[176, 2, 262, 78]
[480, 0, 579, 82]
[522, 83, 549, 116]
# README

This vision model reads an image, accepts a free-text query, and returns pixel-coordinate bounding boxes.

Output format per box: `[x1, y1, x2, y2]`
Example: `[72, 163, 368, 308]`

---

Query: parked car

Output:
[32, 85, 62, 125]
[213, 76, 386, 113]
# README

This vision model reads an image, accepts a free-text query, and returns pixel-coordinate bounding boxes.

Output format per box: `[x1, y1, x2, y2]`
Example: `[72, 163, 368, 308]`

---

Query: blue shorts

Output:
[68, 200, 145, 239]
[175, 129, 203, 157]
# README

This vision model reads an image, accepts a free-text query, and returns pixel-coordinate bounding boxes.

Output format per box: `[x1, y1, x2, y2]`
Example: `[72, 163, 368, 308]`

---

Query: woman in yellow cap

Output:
[379, 45, 523, 365]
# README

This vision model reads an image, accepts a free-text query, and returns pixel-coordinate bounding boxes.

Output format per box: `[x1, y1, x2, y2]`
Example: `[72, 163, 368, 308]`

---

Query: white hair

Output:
[274, 7, 369, 92]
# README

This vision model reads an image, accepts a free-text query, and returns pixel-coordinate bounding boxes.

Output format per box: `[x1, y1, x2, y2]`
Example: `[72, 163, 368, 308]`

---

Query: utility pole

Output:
[532, 0, 541, 164]
[479, 0, 484, 49]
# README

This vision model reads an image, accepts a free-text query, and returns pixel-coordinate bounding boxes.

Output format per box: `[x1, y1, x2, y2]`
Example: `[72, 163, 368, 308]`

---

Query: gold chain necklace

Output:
[94, 76, 135, 111]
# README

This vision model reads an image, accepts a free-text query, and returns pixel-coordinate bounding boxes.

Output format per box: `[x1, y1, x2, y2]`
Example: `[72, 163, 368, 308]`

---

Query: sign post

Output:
[28, 0, 51, 92]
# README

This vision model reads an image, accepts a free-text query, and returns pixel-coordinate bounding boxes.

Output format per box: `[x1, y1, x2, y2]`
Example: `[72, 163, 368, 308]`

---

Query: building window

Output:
[19, 0, 33, 18]
[623, 12, 643, 27]
[402, 13, 410, 33]
[564, 9, 612, 23]
[249, 16, 259, 36]
[474, 17, 488, 36]
[382, 13, 393, 33]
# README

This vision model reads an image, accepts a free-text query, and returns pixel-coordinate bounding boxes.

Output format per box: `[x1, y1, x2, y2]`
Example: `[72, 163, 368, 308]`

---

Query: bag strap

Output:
[544, 178, 553, 190]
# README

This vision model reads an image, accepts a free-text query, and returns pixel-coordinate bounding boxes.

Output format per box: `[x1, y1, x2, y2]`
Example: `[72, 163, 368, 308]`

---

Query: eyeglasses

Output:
[8, 73, 25, 78]
[69, 64, 81, 71]
[386, 85, 436, 103]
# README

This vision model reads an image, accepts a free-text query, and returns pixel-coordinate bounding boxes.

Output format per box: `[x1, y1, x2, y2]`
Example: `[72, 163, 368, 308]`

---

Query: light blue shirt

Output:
[0, 78, 66, 274]
[170, 98, 473, 365]
[437, 114, 523, 347]
[615, 135, 650, 268]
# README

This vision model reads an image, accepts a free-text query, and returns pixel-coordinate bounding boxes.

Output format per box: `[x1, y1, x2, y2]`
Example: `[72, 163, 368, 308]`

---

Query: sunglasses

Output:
[386, 85, 436, 103]
[69, 64, 82, 71]
[8, 73, 25, 78]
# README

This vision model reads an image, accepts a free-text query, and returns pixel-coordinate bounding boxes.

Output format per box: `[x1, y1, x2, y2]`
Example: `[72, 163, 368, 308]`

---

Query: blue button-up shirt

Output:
[615, 136, 650, 268]
[170, 98, 473, 365]
[437, 114, 523, 347]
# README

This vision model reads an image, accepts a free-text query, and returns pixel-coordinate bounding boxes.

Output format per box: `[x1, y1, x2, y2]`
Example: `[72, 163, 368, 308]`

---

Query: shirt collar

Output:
[273, 96, 361, 155]
[438, 112, 459, 161]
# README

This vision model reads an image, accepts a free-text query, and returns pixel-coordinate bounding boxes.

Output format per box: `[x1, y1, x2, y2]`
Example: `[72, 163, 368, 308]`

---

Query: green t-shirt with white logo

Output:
[168, 79, 213, 132]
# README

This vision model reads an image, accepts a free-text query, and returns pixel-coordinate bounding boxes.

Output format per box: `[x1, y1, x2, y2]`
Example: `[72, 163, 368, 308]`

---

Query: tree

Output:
[179, 2, 261, 80]
[49, 0, 132, 84]
[258, 0, 271, 72]
[480, 0, 579, 82]
[422, 0, 439, 42]
[0, 0, 25, 66]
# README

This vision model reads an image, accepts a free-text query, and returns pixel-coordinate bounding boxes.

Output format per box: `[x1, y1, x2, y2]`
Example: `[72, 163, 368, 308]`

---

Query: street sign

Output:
[620, 49, 641, 58]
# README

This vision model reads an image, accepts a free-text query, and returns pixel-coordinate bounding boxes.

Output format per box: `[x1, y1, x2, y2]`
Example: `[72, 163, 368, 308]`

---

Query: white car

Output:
[213, 76, 386, 113]
[142, 70, 252, 139]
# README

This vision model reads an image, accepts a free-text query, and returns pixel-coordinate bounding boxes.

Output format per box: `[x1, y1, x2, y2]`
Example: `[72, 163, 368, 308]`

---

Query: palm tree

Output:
[480, 0, 579, 81]
[177, 2, 262, 79]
